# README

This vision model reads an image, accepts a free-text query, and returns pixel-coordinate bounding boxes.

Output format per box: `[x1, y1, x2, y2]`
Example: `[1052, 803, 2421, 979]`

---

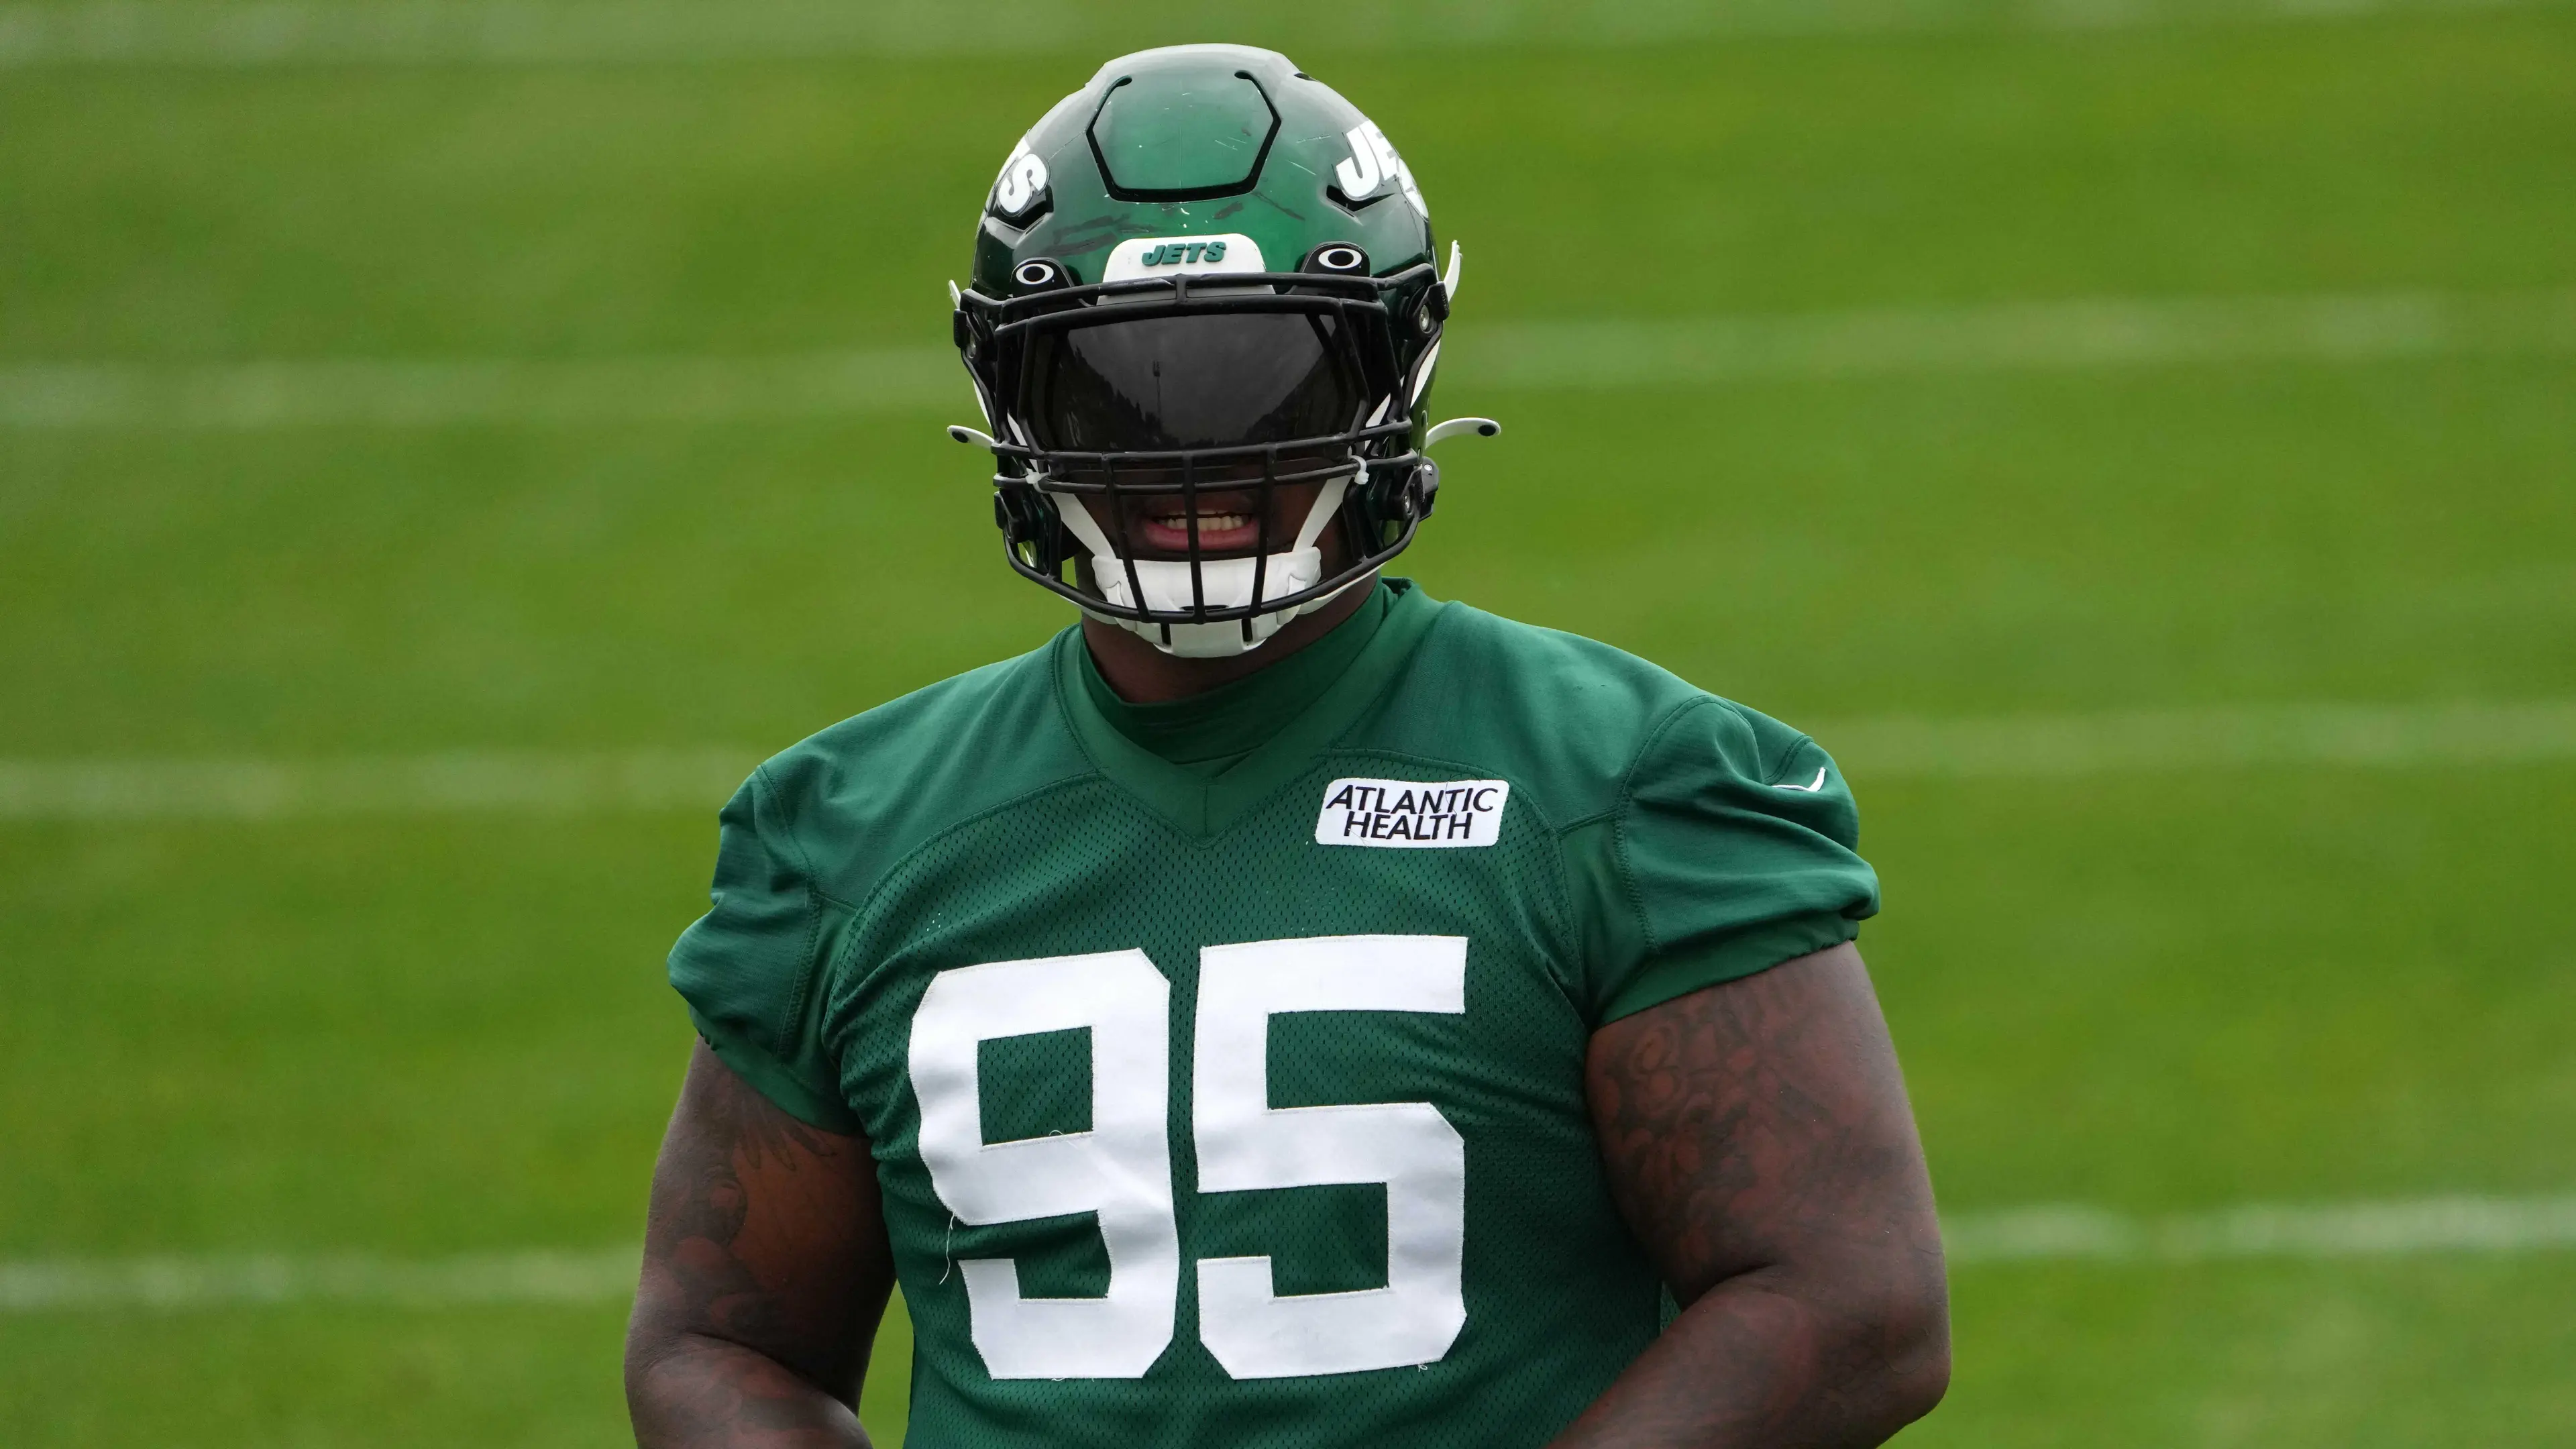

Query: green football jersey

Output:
[669, 580, 1877, 1448]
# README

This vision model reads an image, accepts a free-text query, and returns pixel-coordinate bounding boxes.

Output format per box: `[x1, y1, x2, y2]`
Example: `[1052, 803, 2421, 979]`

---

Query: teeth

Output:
[1155, 513, 1252, 532]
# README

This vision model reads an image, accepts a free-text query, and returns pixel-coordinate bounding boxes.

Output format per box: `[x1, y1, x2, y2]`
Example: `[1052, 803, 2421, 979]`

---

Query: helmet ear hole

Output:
[1012, 258, 1075, 292]
[1406, 459, 1440, 520]
[1301, 243, 1371, 276]
[995, 484, 1070, 574]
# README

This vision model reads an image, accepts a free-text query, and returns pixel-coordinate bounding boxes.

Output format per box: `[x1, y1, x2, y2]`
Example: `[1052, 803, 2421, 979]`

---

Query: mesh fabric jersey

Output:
[670, 580, 1878, 1448]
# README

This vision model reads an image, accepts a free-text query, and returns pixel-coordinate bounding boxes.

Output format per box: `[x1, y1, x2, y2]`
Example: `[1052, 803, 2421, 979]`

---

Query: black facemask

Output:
[1024, 311, 1368, 455]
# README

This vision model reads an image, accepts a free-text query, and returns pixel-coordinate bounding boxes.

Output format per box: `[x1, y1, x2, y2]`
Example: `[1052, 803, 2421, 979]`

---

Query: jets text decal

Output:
[1315, 777, 1509, 849]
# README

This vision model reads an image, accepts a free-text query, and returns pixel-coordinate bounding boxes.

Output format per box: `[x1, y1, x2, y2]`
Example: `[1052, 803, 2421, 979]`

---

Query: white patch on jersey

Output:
[1101, 233, 1265, 282]
[1314, 778, 1509, 849]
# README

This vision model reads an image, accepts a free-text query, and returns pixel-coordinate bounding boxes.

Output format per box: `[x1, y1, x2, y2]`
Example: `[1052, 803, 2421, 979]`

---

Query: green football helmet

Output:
[949, 44, 1497, 658]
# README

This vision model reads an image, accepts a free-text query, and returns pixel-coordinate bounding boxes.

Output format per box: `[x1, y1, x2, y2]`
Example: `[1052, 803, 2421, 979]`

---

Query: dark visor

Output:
[1022, 311, 1371, 455]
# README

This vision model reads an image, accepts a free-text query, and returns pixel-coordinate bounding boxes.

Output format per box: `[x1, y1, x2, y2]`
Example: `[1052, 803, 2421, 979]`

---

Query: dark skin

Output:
[1562, 943, 1949, 1447]
[625, 1041, 894, 1448]
[627, 476, 1950, 1445]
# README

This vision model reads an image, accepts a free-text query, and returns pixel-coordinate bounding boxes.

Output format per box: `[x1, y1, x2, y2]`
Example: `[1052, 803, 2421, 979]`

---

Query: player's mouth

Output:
[1136, 500, 1269, 556]
[1075, 474, 1334, 561]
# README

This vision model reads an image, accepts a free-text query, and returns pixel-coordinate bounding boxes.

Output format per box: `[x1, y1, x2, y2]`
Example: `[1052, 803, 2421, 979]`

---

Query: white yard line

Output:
[1468, 288, 2576, 389]
[6, 290, 2569, 431]
[0, 749, 757, 820]
[0, 349, 966, 430]
[0, 0, 2566, 69]
[1819, 699, 2576, 780]
[5, 1193, 2569, 1310]
[0, 1247, 639, 1312]
[1, 700, 2569, 822]
[1942, 1194, 2576, 1263]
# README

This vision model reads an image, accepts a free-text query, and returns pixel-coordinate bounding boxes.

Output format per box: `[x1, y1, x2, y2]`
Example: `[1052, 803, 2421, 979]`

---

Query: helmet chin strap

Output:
[1049, 470, 1358, 659]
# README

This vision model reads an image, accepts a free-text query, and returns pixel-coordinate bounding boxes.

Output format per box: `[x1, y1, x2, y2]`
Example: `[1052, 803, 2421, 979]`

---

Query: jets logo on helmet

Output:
[990, 139, 1049, 222]
[1334, 123, 1428, 219]
[948, 44, 1497, 659]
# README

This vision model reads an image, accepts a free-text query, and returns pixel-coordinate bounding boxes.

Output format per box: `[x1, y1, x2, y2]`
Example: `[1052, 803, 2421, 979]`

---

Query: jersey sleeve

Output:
[1574, 697, 1881, 1024]
[666, 767, 861, 1132]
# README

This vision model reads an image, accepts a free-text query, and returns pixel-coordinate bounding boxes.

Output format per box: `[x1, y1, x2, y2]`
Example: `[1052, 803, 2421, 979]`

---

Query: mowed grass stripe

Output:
[3, 700, 2569, 821]
[7, 1194, 2571, 1311]
[4, 0, 2569, 68]
[6, 290, 2569, 431]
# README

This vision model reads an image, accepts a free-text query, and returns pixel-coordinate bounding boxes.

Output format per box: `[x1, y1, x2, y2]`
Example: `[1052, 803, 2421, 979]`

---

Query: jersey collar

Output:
[1073, 582, 1390, 773]
[1053, 578, 1445, 839]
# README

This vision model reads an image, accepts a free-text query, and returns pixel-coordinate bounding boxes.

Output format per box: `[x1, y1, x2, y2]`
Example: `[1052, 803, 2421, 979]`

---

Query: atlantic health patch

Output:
[1313, 777, 1510, 849]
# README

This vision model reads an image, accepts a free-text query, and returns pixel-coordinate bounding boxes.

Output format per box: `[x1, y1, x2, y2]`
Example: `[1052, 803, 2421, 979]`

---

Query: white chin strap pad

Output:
[1095, 550, 1327, 657]
[1051, 473, 1354, 659]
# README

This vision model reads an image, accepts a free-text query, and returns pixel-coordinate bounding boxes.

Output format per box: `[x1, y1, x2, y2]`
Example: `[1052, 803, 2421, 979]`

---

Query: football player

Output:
[627, 45, 1947, 1449]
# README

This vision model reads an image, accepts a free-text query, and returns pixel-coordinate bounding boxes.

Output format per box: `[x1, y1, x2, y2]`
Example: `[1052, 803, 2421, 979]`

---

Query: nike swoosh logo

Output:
[1776, 767, 1828, 793]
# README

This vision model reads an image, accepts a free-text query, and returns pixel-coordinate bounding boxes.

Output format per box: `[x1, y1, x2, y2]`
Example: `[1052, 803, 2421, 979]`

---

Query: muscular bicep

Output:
[1584, 943, 1943, 1307]
[629, 1040, 895, 1413]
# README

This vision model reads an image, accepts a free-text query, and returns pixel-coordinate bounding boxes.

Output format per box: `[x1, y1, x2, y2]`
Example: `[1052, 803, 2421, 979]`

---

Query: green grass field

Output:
[4, 3, 2574, 1444]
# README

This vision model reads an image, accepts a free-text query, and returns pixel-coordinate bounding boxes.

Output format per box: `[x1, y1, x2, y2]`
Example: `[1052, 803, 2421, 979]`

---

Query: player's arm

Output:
[1560, 942, 1949, 1448]
[625, 1040, 896, 1449]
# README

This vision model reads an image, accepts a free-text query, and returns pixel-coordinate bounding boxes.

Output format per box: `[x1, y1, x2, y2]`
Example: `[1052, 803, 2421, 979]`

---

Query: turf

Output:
[3, 6, 2572, 1445]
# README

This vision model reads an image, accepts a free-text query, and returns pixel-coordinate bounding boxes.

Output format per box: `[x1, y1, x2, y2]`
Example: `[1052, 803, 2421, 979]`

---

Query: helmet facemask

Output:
[957, 263, 1448, 658]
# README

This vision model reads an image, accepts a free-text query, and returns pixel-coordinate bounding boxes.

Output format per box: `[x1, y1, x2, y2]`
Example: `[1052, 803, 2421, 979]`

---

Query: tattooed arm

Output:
[625, 1040, 896, 1449]
[1559, 943, 1949, 1449]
